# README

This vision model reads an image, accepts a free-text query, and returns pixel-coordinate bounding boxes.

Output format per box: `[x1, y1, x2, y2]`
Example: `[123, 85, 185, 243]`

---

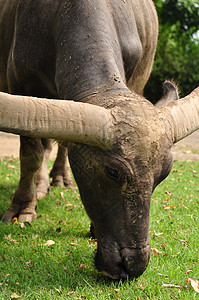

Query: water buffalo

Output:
[0, 0, 199, 279]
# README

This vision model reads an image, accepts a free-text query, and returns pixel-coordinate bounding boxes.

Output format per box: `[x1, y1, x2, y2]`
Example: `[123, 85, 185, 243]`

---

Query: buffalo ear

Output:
[162, 86, 199, 143]
[155, 80, 179, 108]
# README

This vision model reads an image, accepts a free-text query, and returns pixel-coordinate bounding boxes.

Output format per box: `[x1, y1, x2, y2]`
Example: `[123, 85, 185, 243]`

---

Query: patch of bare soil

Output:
[0, 132, 58, 158]
[171, 130, 199, 161]
[0, 131, 199, 161]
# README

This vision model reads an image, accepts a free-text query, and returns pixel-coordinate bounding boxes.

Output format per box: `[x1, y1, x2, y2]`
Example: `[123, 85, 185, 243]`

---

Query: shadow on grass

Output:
[0, 183, 16, 219]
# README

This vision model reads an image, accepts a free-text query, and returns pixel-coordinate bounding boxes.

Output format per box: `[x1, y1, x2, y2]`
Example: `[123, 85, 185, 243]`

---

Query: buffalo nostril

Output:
[95, 240, 151, 279]
[94, 243, 124, 279]
[121, 246, 151, 278]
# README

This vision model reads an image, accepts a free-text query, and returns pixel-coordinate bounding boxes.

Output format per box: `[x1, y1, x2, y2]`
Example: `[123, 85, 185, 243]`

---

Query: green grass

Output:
[0, 158, 198, 299]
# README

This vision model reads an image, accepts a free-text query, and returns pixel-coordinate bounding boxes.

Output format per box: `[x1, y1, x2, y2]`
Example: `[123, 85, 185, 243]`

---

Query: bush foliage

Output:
[145, 0, 199, 103]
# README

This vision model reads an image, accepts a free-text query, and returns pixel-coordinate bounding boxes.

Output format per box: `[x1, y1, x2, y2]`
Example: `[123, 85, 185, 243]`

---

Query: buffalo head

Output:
[0, 85, 198, 279]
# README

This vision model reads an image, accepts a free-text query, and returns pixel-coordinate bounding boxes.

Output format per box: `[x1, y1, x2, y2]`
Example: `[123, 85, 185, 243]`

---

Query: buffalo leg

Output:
[50, 144, 74, 188]
[2, 136, 44, 223]
[36, 139, 52, 200]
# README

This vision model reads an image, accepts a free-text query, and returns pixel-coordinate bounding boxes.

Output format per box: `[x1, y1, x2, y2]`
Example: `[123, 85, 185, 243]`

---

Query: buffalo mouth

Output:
[95, 243, 151, 280]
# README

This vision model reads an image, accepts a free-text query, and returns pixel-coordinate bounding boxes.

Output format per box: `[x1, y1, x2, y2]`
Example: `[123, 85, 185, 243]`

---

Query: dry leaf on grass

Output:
[64, 203, 73, 210]
[8, 164, 18, 170]
[66, 291, 75, 296]
[77, 264, 86, 270]
[185, 270, 193, 275]
[114, 289, 121, 294]
[53, 287, 62, 295]
[60, 192, 65, 199]
[182, 205, 189, 209]
[25, 260, 34, 268]
[11, 218, 25, 228]
[4, 234, 17, 243]
[19, 222, 25, 229]
[43, 240, 55, 246]
[161, 284, 181, 289]
[11, 293, 20, 299]
[154, 232, 164, 236]
[163, 205, 176, 210]
[184, 278, 199, 293]
[70, 242, 79, 246]
[173, 237, 188, 243]
[151, 248, 162, 255]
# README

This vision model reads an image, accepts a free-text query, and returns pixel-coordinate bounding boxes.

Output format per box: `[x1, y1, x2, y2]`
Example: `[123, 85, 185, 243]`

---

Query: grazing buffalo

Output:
[0, 0, 198, 279]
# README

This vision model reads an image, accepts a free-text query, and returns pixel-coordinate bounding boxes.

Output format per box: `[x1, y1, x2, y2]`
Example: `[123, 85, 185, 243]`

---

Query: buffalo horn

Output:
[0, 92, 114, 149]
[163, 87, 199, 143]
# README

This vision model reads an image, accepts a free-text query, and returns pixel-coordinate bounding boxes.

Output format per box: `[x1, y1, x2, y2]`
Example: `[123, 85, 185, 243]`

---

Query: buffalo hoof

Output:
[2, 203, 37, 223]
[37, 191, 48, 201]
[17, 212, 37, 223]
[51, 174, 75, 189]
[36, 187, 50, 200]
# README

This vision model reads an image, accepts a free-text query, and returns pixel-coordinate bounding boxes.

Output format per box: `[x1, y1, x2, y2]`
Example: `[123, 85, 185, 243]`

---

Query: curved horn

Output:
[162, 87, 199, 143]
[0, 92, 114, 149]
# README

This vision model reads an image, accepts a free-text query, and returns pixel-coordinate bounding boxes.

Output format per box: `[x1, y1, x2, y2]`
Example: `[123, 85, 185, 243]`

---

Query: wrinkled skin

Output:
[0, 0, 176, 278]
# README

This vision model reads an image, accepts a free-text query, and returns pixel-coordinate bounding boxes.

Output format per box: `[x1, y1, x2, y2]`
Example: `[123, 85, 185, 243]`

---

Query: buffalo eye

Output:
[105, 167, 120, 181]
